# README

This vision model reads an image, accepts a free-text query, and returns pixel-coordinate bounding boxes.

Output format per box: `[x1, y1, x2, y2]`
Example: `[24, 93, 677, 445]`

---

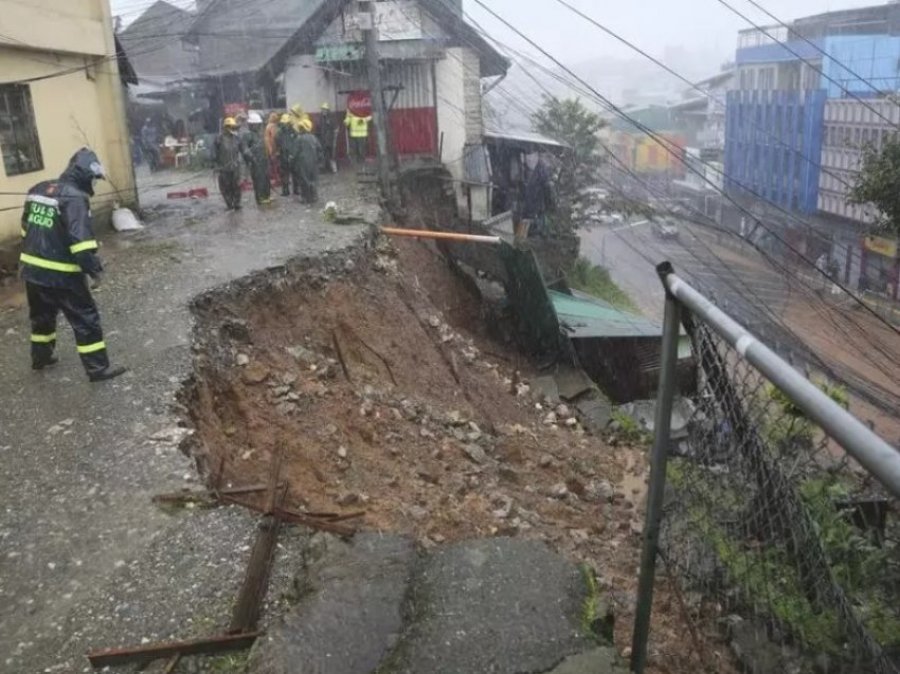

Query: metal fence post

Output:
[631, 262, 682, 674]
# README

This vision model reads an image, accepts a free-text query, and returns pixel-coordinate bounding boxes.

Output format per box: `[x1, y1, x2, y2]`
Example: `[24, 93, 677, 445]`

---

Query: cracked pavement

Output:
[0, 168, 371, 673]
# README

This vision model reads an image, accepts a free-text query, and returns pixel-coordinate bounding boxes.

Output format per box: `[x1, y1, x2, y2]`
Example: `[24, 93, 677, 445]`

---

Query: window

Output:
[0, 84, 43, 176]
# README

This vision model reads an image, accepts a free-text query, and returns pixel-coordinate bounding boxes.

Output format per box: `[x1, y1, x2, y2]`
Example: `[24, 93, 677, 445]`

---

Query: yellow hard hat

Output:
[290, 103, 304, 117]
[321, 102, 331, 110]
[280, 113, 291, 124]
[223, 117, 238, 128]
[300, 119, 313, 133]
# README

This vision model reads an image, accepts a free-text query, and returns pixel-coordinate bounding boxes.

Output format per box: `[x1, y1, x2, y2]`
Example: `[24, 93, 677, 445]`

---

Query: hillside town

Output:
[1, 1, 900, 673]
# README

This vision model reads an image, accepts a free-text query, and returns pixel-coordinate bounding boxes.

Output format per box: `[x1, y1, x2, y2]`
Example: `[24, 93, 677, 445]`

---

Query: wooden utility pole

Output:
[360, 0, 393, 200]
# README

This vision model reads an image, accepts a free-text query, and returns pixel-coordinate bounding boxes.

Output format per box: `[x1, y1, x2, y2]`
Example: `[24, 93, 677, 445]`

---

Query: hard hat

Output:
[300, 119, 313, 133]
[248, 111, 263, 125]
[223, 117, 238, 128]
[280, 113, 291, 124]
[290, 103, 304, 117]
[321, 102, 331, 110]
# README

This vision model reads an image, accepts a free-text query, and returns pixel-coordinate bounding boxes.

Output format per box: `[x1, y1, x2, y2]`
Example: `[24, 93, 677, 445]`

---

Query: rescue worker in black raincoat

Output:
[316, 103, 337, 174]
[20, 148, 127, 382]
[275, 114, 297, 197]
[294, 119, 322, 204]
[214, 117, 243, 210]
[242, 112, 272, 206]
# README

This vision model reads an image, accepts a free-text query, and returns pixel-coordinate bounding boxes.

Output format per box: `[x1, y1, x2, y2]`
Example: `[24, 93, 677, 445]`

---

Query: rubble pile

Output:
[184, 239, 691, 664]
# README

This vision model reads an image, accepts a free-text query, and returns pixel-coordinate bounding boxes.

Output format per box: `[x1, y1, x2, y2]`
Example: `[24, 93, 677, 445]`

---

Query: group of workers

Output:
[214, 103, 372, 212]
[15, 104, 374, 381]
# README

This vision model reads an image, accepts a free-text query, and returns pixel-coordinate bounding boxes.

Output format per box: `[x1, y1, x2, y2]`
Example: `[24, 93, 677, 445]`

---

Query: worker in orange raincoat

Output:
[264, 112, 280, 186]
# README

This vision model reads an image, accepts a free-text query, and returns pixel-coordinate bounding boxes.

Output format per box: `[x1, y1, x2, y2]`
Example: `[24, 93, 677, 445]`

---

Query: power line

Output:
[469, 0, 900, 336]
[714, 0, 899, 129]
[739, 0, 900, 102]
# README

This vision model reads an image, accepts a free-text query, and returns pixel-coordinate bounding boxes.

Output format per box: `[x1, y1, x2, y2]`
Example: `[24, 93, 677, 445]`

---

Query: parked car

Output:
[652, 219, 680, 240]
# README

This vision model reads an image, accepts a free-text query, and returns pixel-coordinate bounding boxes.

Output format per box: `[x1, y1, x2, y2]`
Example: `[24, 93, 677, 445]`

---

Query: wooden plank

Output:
[275, 507, 357, 537]
[228, 449, 285, 634]
[86, 632, 260, 668]
[228, 515, 281, 634]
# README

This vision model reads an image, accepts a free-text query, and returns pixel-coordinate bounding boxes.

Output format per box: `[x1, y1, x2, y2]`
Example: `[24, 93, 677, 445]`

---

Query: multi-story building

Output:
[725, 2, 900, 295]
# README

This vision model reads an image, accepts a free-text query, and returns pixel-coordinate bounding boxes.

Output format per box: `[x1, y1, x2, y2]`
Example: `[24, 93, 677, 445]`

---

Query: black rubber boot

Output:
[88, 365, 128, 382]
[32, 355, 59, 371]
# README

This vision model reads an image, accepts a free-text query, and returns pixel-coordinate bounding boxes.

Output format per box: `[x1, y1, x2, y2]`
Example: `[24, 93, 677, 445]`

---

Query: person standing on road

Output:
[295, 120, 322, 204]
[214, 117, 243, 210]
[140, 118, 160, 171]
[344, 111, 371, 164]
[276, 114, 297, 197]
[317, 103, 337, 173]
[264, 112, 280, 185]
[19, 148, 127, 382]
[243, 112, 272, 206]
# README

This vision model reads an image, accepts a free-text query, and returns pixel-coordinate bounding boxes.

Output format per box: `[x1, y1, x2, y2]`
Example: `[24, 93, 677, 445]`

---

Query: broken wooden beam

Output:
[228, 514, 281, 633]
[274, 507, 357, 537]
[152, 484, 269, 507]
[228, 449, 286, 634]
[86, 632, 260, 668]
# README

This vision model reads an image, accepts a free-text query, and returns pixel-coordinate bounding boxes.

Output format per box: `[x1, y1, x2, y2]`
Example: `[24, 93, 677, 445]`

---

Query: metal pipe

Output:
[630, 272, 682, 674]
[660, 262, 900, 499]
[381, 227, 501, 244]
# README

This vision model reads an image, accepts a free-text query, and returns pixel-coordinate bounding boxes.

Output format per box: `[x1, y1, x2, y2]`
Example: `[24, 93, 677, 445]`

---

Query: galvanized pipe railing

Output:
[630, 261, 900, 674]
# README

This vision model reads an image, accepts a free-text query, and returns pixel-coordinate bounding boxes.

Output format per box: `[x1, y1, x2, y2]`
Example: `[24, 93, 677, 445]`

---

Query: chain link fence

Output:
[632, 264, 900, 674]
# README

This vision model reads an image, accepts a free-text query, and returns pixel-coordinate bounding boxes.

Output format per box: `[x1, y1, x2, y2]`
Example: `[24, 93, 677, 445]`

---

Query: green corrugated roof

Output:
[549, 290, 662, 339]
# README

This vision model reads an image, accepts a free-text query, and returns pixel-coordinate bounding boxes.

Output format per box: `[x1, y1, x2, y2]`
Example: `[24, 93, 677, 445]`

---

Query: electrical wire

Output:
[713, 0, 899, 129]
[738, 0, 900, 101]
[470, 0, 900, 336]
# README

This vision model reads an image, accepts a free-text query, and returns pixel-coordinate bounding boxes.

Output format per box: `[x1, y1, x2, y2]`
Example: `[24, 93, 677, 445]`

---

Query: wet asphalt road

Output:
[0, 169, 370, 672]
[579, 220, 794, 331]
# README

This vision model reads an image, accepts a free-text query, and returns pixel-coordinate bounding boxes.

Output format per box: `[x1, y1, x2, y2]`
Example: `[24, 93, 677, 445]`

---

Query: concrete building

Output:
[0, 0, 137, 244]
[725, 2, 900, 294]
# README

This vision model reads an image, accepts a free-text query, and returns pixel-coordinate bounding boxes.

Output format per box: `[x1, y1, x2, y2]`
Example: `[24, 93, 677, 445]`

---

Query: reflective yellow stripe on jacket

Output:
[70, 240, 98, 254]
[20, 253, 82, 273]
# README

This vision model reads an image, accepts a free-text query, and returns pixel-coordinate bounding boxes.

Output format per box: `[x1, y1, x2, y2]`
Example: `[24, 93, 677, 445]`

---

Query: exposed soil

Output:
[185, 237, 733, 674]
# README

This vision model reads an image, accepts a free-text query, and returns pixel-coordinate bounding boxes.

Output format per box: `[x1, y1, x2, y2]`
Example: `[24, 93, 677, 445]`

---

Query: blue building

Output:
[725, 3, 900, 217]
[725, 89, 825, 214]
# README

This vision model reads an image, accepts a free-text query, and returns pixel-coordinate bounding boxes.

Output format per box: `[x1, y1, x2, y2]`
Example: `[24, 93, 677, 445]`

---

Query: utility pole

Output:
[360, 0, 393, 201]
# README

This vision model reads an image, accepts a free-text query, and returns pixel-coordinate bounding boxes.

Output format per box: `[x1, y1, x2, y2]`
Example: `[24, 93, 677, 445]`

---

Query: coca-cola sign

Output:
[346, 90, 372, 118]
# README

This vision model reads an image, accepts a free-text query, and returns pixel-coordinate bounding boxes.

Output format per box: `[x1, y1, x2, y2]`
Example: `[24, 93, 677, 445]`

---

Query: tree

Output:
[531, 95, 607, 216]
[848, 134, 900, 236]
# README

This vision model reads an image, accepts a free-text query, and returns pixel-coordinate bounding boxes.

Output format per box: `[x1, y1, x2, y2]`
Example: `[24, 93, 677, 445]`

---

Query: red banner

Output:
[346, 90, 372, 118]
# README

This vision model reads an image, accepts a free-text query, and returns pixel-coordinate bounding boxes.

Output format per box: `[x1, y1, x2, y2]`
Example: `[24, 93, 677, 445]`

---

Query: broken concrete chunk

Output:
[242, 362, 270, 385]
[462, 443, 487, 465]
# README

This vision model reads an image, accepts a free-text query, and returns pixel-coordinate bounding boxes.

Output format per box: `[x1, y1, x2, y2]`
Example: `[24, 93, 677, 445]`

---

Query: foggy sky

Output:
[112, 0, 889, 70]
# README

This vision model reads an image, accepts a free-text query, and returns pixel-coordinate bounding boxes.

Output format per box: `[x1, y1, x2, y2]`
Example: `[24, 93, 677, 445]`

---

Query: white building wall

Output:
[284, 54, 339, 112]
[818, 99, 900, 224]
[435, 47, 467, 181]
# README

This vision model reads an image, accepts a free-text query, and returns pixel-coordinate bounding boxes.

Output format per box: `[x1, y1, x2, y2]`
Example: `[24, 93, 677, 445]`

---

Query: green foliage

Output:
[532, 96, 607, 216]
[580, 563, 601, 637]
[849, 133, 900, 236]
[206, 652, 251, 673]
[759, 380, 849, 448]
[610, 409, 650, 445]
[566, 257, 638, 312]
[688, 506, 843, 653]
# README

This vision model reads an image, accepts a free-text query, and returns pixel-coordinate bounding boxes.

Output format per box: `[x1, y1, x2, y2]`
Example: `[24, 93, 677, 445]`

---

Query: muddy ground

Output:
[185, 236, 734, 674]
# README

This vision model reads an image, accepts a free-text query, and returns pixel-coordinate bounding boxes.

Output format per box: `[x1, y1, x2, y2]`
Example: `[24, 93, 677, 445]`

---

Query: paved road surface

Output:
[579, 220, 794, 331]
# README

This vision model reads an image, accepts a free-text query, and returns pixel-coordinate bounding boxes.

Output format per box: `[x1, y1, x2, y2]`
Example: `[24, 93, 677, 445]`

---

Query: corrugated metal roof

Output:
[550, 290, 662, 339]
[483, 126, 569, 150]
